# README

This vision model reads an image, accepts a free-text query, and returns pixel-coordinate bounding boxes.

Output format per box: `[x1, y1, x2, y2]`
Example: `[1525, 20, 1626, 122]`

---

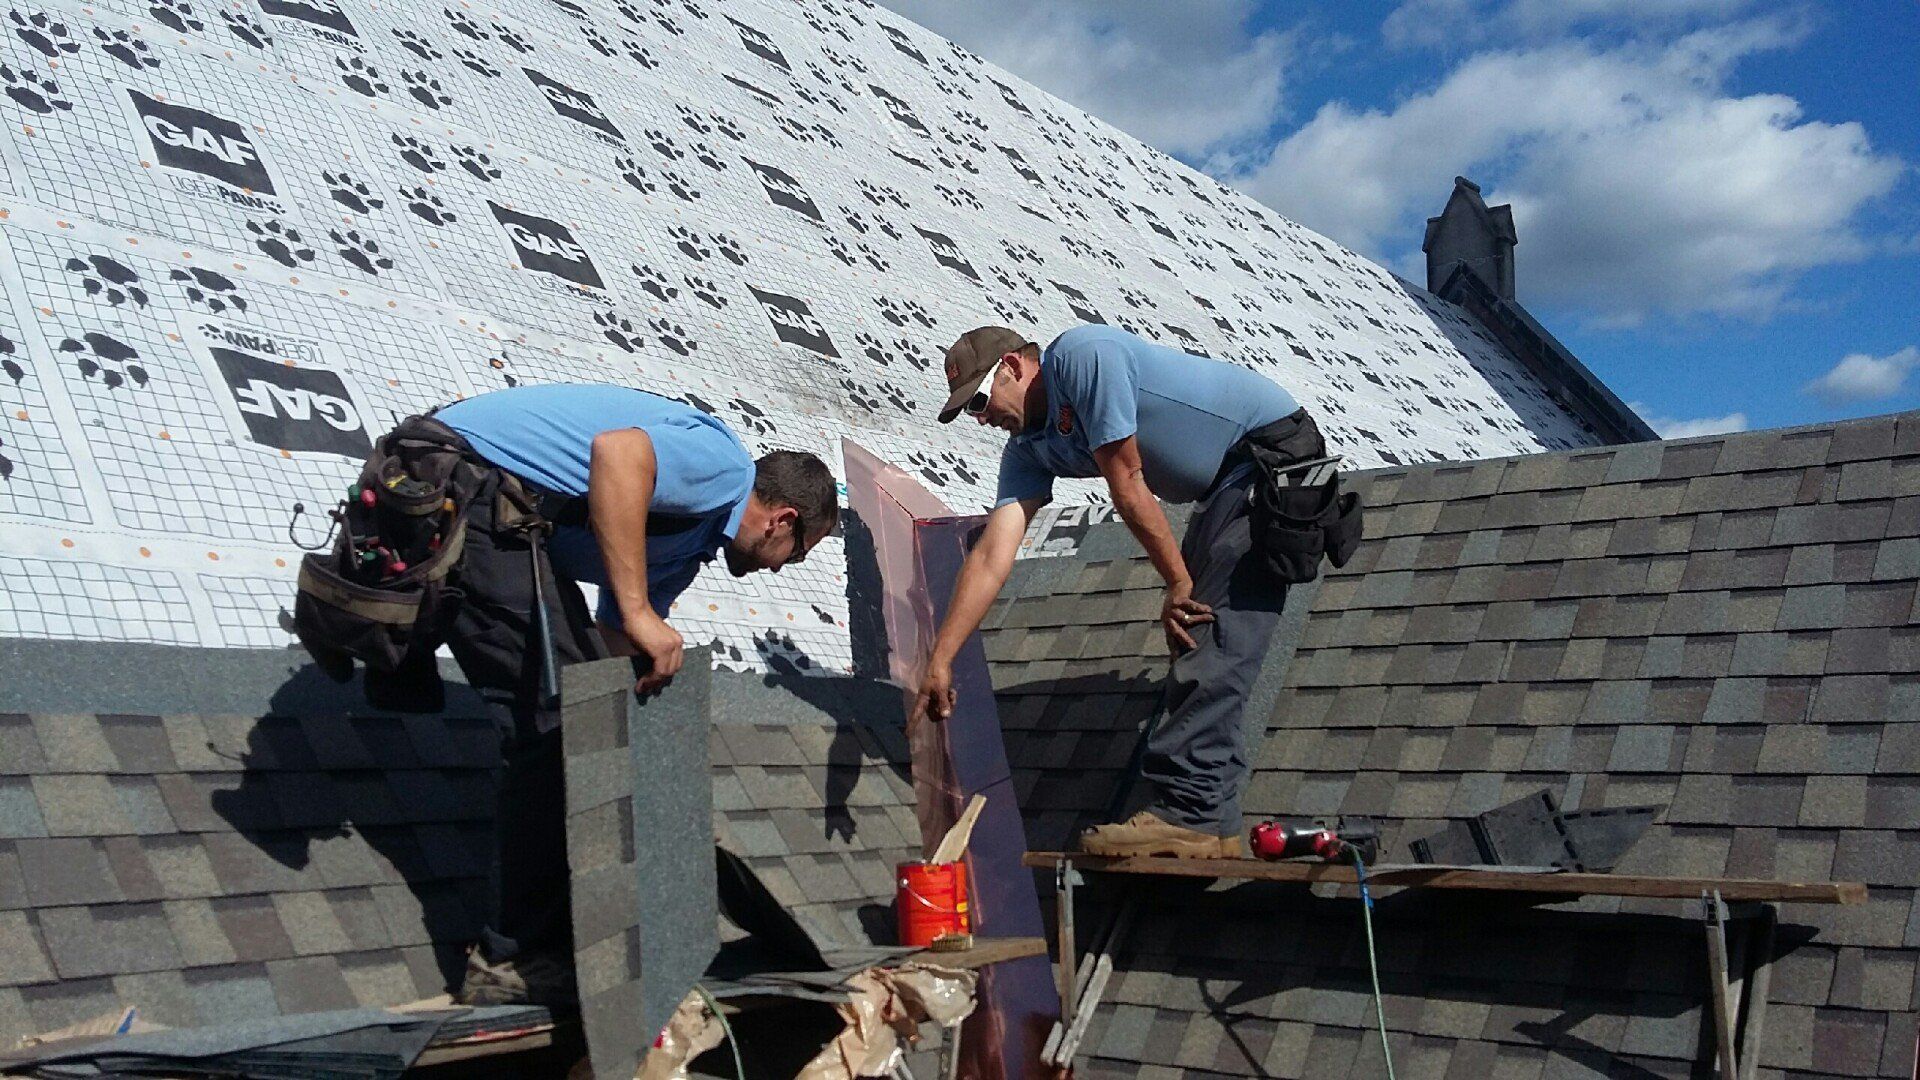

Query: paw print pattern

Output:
[825, 235, 857, 268]
[391, 28, 441, 61]
[615, 156, 655, 195]
[664, 169, 701, 202]
[491, 23, 531, 53]
[839, 377, 880, 412]
[453, 47, 499, 77]
[669, 226, 709, 261]
[711, 114, 745, 142]
[594, 310, 643, 352]
[323, 170, 384, 214]
[582, 24, 615, 57]
[451, 144, 500, 182]
[391, 134, 446, 174]
[725, 398, 774, 437]
[0, 64, 72, 115]
[631, 264, 677, 302]
[170, 266, 248, 314]
[65, 255, 148, 308]
[905, 450, 980, 489]
[337, 56, 389, 97]
[856, 332, 925, 370]
[874, 296, 933, 329]
[12, 11, 81, 57]
[93, 26, 158, 68]
[621, 39, 656, 68]
[247, 219, 315, 266]
[936, 183, 981, 211]
[709, 232, 746, 266]
[401, 69, 451, 109]
[856, 180, 906, 209]
[400, 186, 455, 225]
[683, 275, 726, 309]
[60, 332, 147, 390]
[691, 142, 726, 172]
[675, 105, 711, 135]
[648, 318, 695, 356]
[644, 128, 683, 162]
[147, 0, 203, 33]
[220, 8, 270, 48]
[447, 8, 489, 39]
[329, 229, 394, 275]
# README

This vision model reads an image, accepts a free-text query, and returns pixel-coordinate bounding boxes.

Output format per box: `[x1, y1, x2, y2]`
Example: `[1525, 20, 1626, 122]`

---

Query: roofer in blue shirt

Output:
[407, 384, 833, 1005]
[914, 324, 1336, 859]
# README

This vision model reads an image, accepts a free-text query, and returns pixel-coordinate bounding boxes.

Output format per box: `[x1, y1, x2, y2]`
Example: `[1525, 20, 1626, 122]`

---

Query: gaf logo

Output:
[258, 0, 357, 37]
[748, 285, 838, 358]
[1051, 281, 1107, 325]
[914, 226, 979, 282]
[212, 347, 369, 456]
[868, 86, 928, 134]
[745, 160, 821, 222]
[489, 202, 605, 289]
[882, 25, 926, 65]
[991, 79, 1033, 116]
[130, 91, 275, 195]
[523, 69, 624, 142]
[728, 18, 789, 71]
[998, 145, 1042, 187]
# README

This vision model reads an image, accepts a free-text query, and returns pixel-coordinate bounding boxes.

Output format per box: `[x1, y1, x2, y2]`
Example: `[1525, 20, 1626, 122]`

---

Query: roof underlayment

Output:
[0, 0, 1608, 674]
[986, 410, 1920, 1079]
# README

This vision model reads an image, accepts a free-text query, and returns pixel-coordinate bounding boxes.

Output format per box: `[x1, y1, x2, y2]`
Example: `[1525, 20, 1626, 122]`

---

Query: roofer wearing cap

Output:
[298, 383, 836, 1007]
[913, 324, 1335, 859]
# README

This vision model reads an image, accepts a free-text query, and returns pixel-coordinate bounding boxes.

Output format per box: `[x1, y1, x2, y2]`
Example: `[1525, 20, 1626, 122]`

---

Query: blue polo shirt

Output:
[437, 384, 754, 626]
[994, 325, 1299, 507]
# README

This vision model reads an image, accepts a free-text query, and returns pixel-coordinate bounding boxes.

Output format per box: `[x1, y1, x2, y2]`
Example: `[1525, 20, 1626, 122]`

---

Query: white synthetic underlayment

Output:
[0, 0, 1601, 673]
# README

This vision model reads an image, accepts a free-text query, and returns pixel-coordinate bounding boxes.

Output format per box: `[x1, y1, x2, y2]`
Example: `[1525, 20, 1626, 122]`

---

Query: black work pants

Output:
[444, 471, 605, 961]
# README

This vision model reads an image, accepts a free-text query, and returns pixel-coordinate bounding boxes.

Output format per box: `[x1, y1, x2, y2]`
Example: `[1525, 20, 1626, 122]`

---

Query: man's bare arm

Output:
[588, 428, 683, 692]
[914, 497, 1043, 721]
[1092, 436, 1211, 651]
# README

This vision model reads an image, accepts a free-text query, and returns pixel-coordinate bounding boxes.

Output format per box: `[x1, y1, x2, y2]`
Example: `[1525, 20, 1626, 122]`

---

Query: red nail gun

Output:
[1248, 818, 1379, 864]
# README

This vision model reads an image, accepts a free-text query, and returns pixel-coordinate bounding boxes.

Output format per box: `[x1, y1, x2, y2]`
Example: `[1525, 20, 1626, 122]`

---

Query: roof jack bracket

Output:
[1703, 889, 1778, 1080]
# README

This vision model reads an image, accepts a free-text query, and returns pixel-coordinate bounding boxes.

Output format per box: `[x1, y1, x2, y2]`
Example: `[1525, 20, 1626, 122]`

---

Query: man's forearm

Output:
[1111, 483, 1188, 586]
[929, 548, 1011, 663]
[588, 430, 657, 628]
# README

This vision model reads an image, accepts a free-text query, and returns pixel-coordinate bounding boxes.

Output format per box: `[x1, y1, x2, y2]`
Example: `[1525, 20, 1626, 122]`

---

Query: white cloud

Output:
[1384, 0, 1753, 50]
[1630, 403, 1751, 438]
[1232, 21, 1904, 323]
[1803, 346, 1920, 404]
[873, 1, 1291, 158]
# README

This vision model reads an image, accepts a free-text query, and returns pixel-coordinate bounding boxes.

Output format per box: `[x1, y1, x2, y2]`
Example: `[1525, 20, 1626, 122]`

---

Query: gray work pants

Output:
[1141, 464, 1287, 838]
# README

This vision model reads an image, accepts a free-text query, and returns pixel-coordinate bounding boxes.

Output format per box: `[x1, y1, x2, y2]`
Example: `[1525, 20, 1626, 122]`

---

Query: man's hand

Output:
[628, 610, 684, 694]
[913, 658, 957, 725]
[1162, 579, 1213, 654]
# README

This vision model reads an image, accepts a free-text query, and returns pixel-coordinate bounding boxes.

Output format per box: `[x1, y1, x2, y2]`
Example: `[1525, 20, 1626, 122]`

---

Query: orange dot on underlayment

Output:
[207, 552, 220, 561]
[338, 288, 348, 296]
[60, 538, 73, 548]
[288, 276, 300, 284]
[274, 558, 287, 568]
[387, 301, 397, 308]
[138, 548, 151, 558]
[38, 307, 50, 316]
[279, 449, 290, 459]
[22, 126, 35, 136]
[157, 430, 169, 439]
[708, 604, 719, 612]
[180, 251, 192, 259]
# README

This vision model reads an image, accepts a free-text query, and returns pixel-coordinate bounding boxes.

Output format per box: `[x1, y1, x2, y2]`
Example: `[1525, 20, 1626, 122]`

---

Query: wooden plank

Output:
[414, 1027, 556, 1067]
[907, 936, 1048, 970]
[1021, 853, 1867, 905]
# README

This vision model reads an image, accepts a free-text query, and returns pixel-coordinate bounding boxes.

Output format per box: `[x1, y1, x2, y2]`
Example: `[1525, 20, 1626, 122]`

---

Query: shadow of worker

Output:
[210, 660, 501, 994]
[734, 630, 912, 847]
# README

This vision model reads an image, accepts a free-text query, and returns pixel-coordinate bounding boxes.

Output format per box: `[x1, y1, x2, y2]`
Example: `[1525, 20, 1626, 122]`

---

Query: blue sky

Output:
[879, 1, 1919, 438]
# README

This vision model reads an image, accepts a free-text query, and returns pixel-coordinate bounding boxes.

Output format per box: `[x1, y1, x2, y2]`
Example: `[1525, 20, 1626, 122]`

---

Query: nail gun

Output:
[1248, 817, 1380, 864]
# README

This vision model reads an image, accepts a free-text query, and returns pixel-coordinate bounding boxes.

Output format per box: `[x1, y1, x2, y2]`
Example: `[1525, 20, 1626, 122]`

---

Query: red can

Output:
[896, 860, 970, 947]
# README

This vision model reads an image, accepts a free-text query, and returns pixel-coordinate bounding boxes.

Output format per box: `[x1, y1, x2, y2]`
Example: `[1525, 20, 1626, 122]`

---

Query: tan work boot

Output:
[455, 946, 578, 1009]
[1078, 811, 1244, 859]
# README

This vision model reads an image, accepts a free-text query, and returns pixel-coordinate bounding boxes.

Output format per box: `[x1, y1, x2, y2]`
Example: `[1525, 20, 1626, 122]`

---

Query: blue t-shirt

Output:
[437, 384, 754, 625]
[994, 325, 1300, 507]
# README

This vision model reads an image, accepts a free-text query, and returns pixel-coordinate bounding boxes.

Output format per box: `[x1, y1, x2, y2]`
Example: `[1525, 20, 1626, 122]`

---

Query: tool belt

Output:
[1226, 409, 1364, 584]
[292, 412, 574, 693]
